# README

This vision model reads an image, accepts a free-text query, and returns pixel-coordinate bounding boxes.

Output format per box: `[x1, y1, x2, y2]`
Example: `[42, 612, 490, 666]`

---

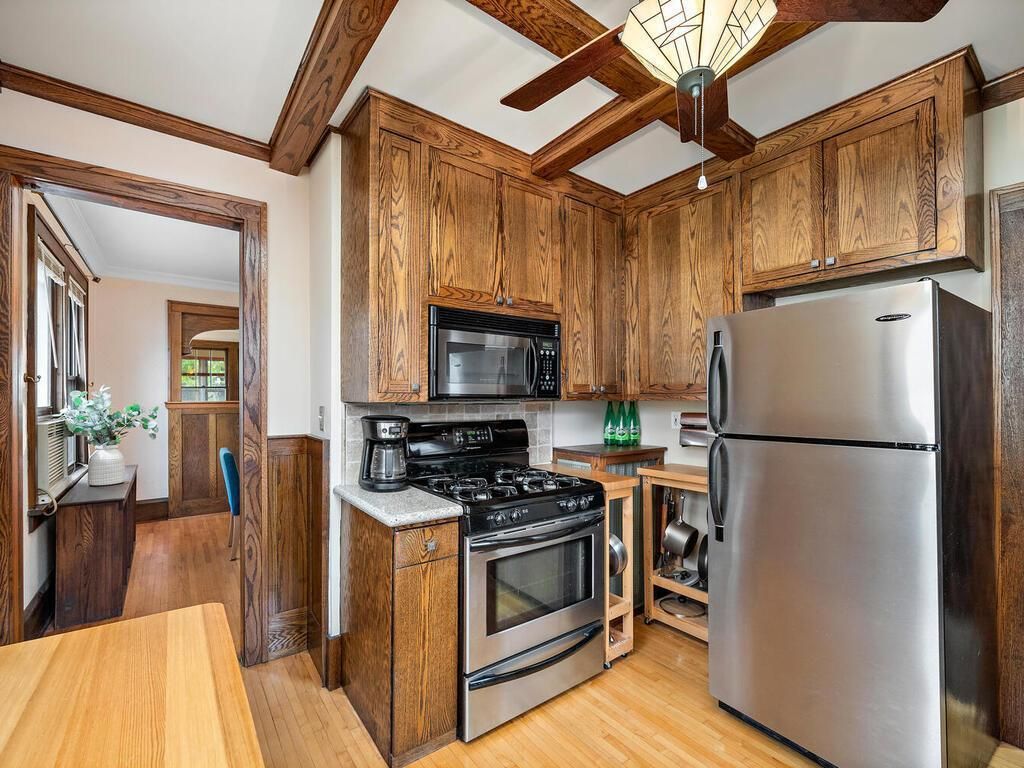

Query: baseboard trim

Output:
[325, 634, 342, 690]
[136, 498, 169, 523]
[23, 574, 54, 640]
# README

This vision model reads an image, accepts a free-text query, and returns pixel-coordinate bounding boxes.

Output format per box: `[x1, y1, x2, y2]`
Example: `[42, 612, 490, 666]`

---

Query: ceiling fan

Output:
[502, 0, 951, 187]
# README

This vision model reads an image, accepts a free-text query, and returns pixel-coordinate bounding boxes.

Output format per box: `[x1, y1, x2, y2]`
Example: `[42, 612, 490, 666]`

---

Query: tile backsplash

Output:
[342, 401, 553, 484]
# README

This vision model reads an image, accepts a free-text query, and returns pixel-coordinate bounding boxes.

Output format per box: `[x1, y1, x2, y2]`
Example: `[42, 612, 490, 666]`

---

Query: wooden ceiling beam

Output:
[983, 65, 1024, 112]
[0, 62, 271, 162]
[269, 0, 399, 174]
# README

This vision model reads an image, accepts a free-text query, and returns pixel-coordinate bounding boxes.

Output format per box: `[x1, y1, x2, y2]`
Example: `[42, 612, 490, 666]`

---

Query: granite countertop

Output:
[333, 484, 463, 528]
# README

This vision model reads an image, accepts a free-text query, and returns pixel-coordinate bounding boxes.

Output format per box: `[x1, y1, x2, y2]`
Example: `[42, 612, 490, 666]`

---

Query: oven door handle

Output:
[468, 516, 602, 552]
[467, 624, 602, 691]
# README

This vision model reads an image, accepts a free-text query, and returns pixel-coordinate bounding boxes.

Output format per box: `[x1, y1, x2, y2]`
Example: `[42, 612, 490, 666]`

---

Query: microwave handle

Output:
[527, 340, 540, 395]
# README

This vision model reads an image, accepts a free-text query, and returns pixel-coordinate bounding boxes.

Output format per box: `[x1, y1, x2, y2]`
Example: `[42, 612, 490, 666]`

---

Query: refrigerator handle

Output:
[708, 332, 725, 433]
[709, 436, 726, 541]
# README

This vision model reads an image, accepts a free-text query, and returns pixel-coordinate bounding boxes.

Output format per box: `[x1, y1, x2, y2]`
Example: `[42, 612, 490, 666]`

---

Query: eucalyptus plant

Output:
[59, 386, 159, 447]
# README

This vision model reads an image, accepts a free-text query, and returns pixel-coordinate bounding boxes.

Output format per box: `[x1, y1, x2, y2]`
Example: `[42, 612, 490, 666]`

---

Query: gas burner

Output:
[490, 484, 519, 498]
[449, 477, 488, 495]
[495, 468, 553, 486]
[427, 475, 458, 493]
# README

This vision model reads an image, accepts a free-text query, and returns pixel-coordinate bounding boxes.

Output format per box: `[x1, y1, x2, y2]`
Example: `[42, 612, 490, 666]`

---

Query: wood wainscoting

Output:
[167, 401, 240, 518]
[267, 435, 329, 664]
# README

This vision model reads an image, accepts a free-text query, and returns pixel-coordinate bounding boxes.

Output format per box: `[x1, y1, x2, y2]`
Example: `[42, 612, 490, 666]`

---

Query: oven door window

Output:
[486, 538, 593, 635]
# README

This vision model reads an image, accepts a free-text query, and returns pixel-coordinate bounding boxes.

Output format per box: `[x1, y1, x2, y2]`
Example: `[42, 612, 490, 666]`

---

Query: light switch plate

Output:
[318, 405, 325, 431]
[671, 411, 682, 429]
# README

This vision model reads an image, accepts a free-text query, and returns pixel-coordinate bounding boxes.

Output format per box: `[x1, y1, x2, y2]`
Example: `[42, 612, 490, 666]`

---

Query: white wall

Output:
[552, 99, 1024, 465]
[1, 89, 311, 607]
[88, 277, 238, 500]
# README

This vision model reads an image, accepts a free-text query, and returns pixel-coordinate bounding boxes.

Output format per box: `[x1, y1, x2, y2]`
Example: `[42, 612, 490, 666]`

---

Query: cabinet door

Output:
[500, 177, 560, 314]
[594, 207, 623, 395]
[741, 145, 824, 285]
[562, 198, 597, 397]
[376, 130, 424, 399]
[392, 556, 458, 760]
[428, 149, 501, 307]
[824, 100, 936, 268]
[636, 181, 735, 397]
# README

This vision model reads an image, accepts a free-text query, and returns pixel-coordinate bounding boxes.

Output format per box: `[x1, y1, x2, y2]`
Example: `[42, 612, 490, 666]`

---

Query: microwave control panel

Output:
[537, 340, 559, 397]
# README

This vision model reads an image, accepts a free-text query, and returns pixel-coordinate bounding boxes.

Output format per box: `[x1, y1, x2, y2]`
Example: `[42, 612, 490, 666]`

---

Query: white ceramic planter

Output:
[88, 444, 126, 486]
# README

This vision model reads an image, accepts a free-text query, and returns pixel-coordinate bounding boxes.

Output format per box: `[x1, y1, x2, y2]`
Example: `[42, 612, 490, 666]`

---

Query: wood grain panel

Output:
[429, 150, 501, 307]
[983, 66, 1024, 112]
[0, 172, 20, 645]
[305, 437, 329, 682]
[499, 177, 560, 313]
[562, 198, 597, 397]
[636, 181, 735, 397]
[394, 523, 459, 569]
[181, 413, 212, 502]
[0, 62, 271, 162]
[995, 189, 1024, 746]
[376, 131, 423, 396]
[269, 0, 400, 174]
[55, 502, 126, 629]
[824, 99, 937, 267]
[741, 144, 824, 286]
[392, 557, 458, 762]
[169, 406, 238, 517]
[340, 502, 394, 759]
[594, 207, 624, 395]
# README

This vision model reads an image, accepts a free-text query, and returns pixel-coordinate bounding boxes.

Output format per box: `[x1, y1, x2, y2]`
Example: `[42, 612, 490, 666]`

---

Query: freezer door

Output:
[709, 438, 943, 768]
[707, 281, 938, 444]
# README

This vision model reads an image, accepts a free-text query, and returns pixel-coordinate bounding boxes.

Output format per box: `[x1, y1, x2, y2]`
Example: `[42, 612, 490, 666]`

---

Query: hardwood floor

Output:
[123, 512, 241, 652]
[126, 513, 1024, 767]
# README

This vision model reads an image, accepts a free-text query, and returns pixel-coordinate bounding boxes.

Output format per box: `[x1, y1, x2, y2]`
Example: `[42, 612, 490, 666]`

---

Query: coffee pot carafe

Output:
[359, 415, 410, 492]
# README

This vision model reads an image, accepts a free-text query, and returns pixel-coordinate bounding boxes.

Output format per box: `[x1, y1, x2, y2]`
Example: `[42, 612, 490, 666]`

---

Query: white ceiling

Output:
[44, 195, 240, 292]
[0, 0, 321, 141]
[329, 0, 1024, 193]
[2, 0, 1023, 193]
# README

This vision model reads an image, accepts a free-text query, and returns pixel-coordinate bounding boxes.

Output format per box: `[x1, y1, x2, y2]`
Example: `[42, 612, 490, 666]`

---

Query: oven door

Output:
[432, 327, 536, 399]
[463, 511, 605, 674]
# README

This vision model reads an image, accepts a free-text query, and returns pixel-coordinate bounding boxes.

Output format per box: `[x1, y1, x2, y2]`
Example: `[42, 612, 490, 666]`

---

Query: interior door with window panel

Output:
[428, 149, 501, 308]
[499, 176, 560, 314]
[741, 145, 824, 285]
[824, 99, 936, 268]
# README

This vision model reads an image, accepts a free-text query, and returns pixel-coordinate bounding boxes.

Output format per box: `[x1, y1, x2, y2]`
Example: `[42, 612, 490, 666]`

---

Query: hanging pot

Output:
[609, 534, 628, 578]
[697, 534, 709, 585]
[662, 491, 698, 559]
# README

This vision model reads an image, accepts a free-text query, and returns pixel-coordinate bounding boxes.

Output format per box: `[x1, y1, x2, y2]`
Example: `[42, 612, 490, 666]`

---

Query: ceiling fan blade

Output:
[501, 24, 626, 111]
[774, 0, 949, 22]
[676, 76, 730, 144]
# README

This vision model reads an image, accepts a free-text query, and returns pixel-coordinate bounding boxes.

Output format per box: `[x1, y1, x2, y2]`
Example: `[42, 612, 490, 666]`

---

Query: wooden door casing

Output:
[594, 207, 624, 395]
[635, 181, 736, 397]
[376, 130, 424, 399]
[824, 99, 937, 268]
[562, 198, 597, 397]
[499, 176, 560, 314]
[428, 150, 500, 308]
[741, 144, 824, 285]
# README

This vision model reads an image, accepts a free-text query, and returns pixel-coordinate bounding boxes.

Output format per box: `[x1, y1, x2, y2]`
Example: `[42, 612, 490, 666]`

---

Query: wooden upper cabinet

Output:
[741, 145, 824, 285]
[499, 177, 560, 314]
[563, 199, 597, 397]
[635, 181, 735, 397]
[593, 207, 623, 396]
[824, 100, 936, 268]
[376, 130, 423, 398]
[428, 149, 501, 308]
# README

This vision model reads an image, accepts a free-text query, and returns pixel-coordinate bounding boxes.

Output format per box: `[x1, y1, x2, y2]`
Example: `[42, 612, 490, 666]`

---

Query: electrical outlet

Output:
[318, 406, 325, 431]
[671, 411, 682, 429]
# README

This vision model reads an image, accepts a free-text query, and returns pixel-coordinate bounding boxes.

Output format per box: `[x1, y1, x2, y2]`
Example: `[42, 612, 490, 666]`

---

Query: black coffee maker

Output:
[358, 415, 410, 492]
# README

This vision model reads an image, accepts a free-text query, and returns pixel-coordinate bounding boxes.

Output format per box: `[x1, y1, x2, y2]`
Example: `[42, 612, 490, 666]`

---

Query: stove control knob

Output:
[509, 509, 522, 523]
[564, 497, 579, 514]
[493, 512, 508, 527]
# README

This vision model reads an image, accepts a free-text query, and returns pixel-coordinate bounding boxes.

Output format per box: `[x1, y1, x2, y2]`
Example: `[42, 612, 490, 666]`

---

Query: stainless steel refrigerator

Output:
[706, 281, 998, 768]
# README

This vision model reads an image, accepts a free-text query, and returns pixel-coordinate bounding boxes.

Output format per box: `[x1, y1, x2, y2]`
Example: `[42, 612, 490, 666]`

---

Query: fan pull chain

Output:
[698, 72, 708, 191]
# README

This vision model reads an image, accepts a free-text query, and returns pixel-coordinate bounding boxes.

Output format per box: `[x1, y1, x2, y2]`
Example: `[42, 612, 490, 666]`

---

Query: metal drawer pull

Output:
[825, 256, 836, 266]
[810, 259, 821, 268]
[425, 539, 438, 552]
[507, 297, 514, 306]
[496, 295, 505, 305]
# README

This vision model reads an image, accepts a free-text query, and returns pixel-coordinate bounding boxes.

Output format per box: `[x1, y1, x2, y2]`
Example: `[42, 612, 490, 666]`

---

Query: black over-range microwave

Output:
[428, 306, 560, 400]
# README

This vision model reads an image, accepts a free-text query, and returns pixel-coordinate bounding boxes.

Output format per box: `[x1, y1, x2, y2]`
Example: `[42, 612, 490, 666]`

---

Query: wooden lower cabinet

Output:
[341, 504, 458, 767]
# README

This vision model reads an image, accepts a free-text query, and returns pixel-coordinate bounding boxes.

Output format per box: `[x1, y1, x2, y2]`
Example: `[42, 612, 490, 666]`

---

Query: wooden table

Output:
[0, 603, 263, 767]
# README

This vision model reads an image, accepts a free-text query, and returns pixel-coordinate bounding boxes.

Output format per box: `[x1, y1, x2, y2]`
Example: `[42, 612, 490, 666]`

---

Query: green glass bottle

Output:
[615, 401, 629, 445]
[628, 401, 641, 446]
[603, 401, 617, 446]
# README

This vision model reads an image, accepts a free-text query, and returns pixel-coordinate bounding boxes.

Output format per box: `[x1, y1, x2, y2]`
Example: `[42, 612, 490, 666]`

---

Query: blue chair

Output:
[219, 447, 240, 561]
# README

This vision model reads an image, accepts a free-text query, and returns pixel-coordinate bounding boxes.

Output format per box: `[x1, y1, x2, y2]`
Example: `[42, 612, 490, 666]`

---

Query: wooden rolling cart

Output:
[638, 464, 710, 642]
[536, 463, 639, 666]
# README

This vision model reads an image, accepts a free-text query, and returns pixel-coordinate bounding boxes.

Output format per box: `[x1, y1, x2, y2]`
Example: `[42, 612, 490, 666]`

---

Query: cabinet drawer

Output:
[394, 522, 459, 568]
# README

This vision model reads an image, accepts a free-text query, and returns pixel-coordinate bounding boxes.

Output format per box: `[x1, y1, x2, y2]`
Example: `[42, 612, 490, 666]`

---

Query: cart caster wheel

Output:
[622, 652, 630, 659]
[603, 662, 612, 670]
[643, 617, 653, 625]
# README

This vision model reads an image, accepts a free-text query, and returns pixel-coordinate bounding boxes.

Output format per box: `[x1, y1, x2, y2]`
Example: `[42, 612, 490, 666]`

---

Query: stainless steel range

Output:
[407, 419, 606, 741]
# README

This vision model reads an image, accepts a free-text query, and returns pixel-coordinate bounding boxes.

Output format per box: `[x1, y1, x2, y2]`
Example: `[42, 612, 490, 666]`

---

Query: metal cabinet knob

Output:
[425, 539, 438, 552]
[496, 295, 505, 305]
[599, 385, 606, 393]
[506, 297, 514, 306]
[411, 383, 420, 393]
[810, 259, 821, 268]
[825, 256, 836, 267]
[590, 385, 597, 393]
